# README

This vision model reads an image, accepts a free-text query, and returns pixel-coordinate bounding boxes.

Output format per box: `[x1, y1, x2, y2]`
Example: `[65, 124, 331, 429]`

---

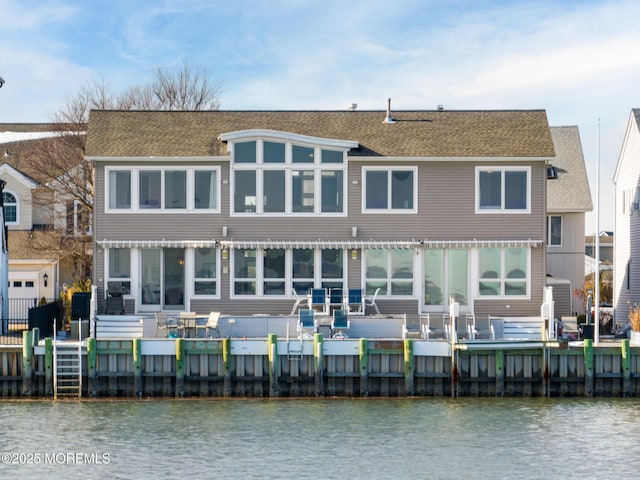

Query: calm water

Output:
[0, 397, 639, 479]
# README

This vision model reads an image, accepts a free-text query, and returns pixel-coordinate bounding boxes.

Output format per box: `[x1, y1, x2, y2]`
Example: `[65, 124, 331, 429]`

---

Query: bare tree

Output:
[24, 62, 221, 283]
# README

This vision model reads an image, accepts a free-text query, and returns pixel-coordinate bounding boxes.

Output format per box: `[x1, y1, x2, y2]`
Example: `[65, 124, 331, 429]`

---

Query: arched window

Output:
[2, 191, 17, 224]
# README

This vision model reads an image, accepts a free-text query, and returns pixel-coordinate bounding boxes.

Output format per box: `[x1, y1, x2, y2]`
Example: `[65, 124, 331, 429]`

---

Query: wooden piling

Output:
[175, 338, 185, 397]
[359, 338, 368, 397]
[86, 337, 97, 397]
[314, 333, 324, 396]
[222, 337, 232, 397]
[132, 338, 142, 397]
[621, 339, 631, 397]
[404, 339, 414, 396]
[495, 349, 504, 397]
[268, 334, 279, 397]
[584, 339, 594, 397]
[44, 337, 53, 397]
[21, 331, 32, 396]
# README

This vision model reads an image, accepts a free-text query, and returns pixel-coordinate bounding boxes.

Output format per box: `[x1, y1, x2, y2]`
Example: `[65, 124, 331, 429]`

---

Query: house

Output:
[86, 108, 557, 320]
[545, 126, 593, 315]
[0, 124, 90, 313]
[613, 109, 640, 326]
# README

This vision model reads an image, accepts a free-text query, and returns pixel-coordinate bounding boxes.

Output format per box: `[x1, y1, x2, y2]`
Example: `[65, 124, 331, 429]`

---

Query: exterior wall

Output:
[614, 116, 640, 325]
[92, 153, 547, 318]
[546, 212, 586, 314]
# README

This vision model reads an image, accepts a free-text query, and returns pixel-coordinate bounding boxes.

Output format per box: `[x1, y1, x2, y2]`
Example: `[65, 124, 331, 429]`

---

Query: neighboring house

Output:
[613, 108, 640, 326]
[0, 124, 89, 310]
[545, 126, 593, 316]
[86, 108, 561, 320]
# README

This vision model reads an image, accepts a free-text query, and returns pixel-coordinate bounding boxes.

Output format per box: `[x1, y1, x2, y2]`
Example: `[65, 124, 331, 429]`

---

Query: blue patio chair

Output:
[297, 309, 316, 339]
[331, 309, 350, 338]
[347, 288, 364, 315]
[310, 288, 328, 315]
[329, 287, 344, 311]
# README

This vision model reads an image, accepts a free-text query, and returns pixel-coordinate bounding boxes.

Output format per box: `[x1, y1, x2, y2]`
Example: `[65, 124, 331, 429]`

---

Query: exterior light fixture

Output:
[43, 272, 48, 287]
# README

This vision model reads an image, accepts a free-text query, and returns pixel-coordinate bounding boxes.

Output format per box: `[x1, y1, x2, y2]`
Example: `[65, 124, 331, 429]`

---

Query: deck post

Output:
[268, 334, 279, 397]
[21, 330, 32, 396]
[583, 339, 594, 397]
[44, 337, 53, 397]
[314, 333, 324, 396]
[359, 338, 368, 397]
[132, 338, 142, 397]
[222, 337, 232, 397]
[404, 339, 415, 396]
[495, 349, 504, 397]
[621, 339, 631, 397]
[175, 338, 185, 397]
[86, 337, 97, 397]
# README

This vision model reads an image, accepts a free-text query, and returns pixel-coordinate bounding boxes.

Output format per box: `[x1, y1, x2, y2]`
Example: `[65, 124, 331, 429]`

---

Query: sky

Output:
[1, 0, 640, 233]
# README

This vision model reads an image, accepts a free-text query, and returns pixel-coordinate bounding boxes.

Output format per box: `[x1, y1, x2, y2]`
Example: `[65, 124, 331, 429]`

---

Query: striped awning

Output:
[218, 240, 419, 249]
[421, 239, 543, 248]
[96, 239, 217, 249]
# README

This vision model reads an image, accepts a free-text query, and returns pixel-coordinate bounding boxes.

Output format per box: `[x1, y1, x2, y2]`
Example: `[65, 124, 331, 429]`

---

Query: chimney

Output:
[383, 98, 395, 124]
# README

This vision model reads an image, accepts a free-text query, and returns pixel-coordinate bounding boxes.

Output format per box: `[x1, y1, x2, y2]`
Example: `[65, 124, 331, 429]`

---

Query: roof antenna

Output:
[383, 98, 395, 124]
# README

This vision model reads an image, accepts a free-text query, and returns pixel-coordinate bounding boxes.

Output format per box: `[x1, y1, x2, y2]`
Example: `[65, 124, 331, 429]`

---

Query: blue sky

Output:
[1, 0, 640, 232]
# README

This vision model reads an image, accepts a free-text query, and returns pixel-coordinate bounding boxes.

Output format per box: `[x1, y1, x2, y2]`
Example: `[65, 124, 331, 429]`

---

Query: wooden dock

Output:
[2, 331, 639, 398]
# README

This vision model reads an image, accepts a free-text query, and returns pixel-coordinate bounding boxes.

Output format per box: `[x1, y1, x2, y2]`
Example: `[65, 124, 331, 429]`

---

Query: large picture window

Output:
[476, 167, 530, 213]
[363, 168, 416, 213]
[478, 247, 528, 297]
[194, 248, 217, 295]
[106, 168, 219, 213]
[231, 139, 346, 215]
[107, 248, 131, 294]
[365, 248, 414, 296]
[424, 249, 468, 306]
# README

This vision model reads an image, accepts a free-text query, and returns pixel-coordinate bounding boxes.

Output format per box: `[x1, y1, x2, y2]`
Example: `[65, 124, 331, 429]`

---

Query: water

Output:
[1, 398, 639, 479]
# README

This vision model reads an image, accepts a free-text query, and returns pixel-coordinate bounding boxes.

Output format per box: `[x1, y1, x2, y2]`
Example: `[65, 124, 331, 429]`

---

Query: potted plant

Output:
[629, 303, 640, 346]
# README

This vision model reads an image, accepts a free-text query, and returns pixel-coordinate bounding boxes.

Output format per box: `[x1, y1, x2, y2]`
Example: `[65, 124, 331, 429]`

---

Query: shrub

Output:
[629, 304, 640, 332]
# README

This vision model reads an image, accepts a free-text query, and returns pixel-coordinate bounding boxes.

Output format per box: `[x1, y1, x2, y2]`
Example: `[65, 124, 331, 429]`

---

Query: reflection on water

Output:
[1, 398, 639, 479]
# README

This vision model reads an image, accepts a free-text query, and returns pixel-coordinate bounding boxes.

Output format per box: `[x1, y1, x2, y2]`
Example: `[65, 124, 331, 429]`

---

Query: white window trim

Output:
[362, 166, 418, 214]
[363, 248, 416, 298]
[547, 215, 562, 247]
[477, 247, 530, 299]
[188, 248, 220, 299]
[105, 166, 221, 213]
[230, 248, 346, 298]
[3, 189, 19, 225]
[230, 138, 347, 217]
[475, 166, 531, 214]
[105, 248, 132, 296]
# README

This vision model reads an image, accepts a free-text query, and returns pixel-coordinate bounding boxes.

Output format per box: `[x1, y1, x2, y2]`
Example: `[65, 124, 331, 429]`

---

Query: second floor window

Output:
[363, 168, 416, 213]
[476, 167, 530, 213]
[547, 215, 562, 246]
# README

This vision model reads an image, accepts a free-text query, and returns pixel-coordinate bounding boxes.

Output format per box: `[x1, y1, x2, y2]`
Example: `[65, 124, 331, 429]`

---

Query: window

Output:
[292, 249, 314, 293]
[25, 281, 35, 288]
[478, 247, 528, 297]
[477, 167, 530, 213]
[194, 248, 217, 295]
[2, 191, 17, 224]
[234, 248, 257, 295]
[547, 215, 562, 246]
[231, 140, 346, 215]
[108, 248, 131, 294]
[365, 249, 414, 296]
[106, 168, 219, 212]
[321, 249, 344, 290]
[364, 168, 416, 212]
[424, 249, 468, 306]
[264, 249, 285, 295]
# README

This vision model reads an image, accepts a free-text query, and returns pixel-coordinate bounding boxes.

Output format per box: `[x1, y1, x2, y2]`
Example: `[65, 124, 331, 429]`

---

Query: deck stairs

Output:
[53, 339, 83, 399]
[287, 339, 304, 360]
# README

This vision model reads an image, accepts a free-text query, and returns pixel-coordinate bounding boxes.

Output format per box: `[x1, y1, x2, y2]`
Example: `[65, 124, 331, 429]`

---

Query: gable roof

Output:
[613, 108, 640, 183]
[0, 163, 39, 189]
[85, 109, 555, 159]
[547, 126, 593, 213]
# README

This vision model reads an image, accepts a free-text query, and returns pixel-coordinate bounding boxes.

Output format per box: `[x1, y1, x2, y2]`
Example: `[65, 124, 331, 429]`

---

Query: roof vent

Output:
[348, 103, 358, 111]
[437, 105, 444, 111]
[383, 98, 395, 124]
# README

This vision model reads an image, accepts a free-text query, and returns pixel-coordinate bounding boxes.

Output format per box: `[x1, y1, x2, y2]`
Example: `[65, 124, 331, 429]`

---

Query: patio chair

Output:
[364, 288, 380, 314]
[331, 309, 350, 338]
[310, 288, 328, 315]
[179, 311, 197, 337]
[196, 311, 221, 338]
[290, 288, 308, 315]
[156, 311, 180, 338]
[329, 287, 345, 312]
[346, 288, 364, 315]
[402, 314, 420, 339]
[420, 313, 446, 339]
[297, 309, 316, 339]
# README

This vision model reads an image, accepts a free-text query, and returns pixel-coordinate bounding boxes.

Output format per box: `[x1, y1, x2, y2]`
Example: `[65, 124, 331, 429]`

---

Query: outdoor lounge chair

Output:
[297, 309, 316, 338]
[331, 309, 350, 338]
[196, 311, 221, 338]
[346, 288, 364, 315]
[364, 288, 380, 314]
[310, 288, 328, 315]
[329, 287, 345, 312]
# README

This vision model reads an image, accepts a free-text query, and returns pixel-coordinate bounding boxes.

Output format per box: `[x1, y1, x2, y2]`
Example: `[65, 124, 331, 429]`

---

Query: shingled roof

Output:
[85, 109, 555, 158]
